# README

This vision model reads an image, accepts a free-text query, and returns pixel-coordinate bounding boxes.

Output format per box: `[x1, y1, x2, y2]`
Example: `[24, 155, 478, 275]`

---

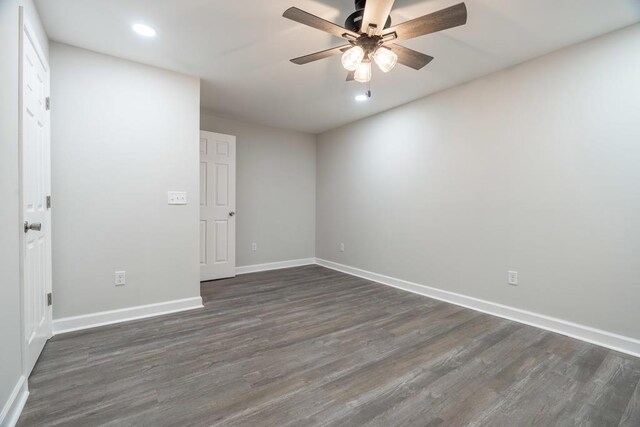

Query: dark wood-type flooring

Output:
[18, 265, 640, 426]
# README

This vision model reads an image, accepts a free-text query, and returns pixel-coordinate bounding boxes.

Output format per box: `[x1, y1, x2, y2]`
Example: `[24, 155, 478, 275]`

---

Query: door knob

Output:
[24, 222, 42, 232]
[229, 211, 236, 217]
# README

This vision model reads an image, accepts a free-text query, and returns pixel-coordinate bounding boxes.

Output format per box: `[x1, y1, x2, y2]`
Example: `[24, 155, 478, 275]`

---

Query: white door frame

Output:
[19, 6, 53, 379]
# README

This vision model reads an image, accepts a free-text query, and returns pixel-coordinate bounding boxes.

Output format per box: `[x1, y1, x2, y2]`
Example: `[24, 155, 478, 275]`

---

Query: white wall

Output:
[200, 112, 316, 267]
[0, 0, 48, 421]
[317, 24, 640, 340]
[50, 43, 201, 319]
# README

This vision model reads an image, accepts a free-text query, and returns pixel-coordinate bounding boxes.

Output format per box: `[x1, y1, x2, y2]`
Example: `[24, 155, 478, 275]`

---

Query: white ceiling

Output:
[36, 0, 640, 134]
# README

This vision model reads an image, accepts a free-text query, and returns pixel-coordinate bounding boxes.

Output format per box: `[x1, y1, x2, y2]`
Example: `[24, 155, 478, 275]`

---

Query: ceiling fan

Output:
[283, 0, 467, 90]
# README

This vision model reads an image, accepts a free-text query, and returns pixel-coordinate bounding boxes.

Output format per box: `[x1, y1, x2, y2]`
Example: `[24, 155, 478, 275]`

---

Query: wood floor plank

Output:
[17, 265, 640, 426]
[620, 378, 640, 426]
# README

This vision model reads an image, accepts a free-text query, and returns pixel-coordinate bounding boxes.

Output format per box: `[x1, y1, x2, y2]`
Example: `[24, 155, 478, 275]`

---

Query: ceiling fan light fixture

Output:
[283, 2, 469, 82]
[354, 60, 372, 83]
[341, 46, 365, 71]
[373, 47, 398, 73]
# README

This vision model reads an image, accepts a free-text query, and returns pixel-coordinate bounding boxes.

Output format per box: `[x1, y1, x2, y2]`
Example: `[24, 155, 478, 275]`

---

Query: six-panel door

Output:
[200, 131, 236, 281]
[22, 18, 52, 376]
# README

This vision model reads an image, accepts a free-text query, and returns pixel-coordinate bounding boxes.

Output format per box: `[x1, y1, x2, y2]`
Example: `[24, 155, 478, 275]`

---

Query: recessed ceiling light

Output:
[132, 23, 156, 37]
[355, 94, 368, 102]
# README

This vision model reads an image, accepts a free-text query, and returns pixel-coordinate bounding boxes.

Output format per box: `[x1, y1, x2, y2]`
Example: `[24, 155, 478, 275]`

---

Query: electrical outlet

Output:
[508, 271, 518, 286]
[252, 242, 257, 252]
[115, 271, 126, 286]
[168, 191, 187, 205]
[340, 242, 345, 252]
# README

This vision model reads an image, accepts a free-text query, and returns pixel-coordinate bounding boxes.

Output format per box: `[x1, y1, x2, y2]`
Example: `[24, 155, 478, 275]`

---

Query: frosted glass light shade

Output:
[341, 46, 365, 71]
[354, 61, 372, 83]
[373, 47, 398, 73]
[132, 23, 157, 37]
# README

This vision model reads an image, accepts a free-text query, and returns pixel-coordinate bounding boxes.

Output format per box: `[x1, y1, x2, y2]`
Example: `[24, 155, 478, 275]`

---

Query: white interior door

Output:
[21, 14, 52, 376]
[200, 131, 236, 281]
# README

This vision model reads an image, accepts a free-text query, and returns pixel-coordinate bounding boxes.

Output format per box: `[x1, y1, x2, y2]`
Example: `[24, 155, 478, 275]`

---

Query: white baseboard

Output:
[53, 297, 203, 335]
[0, 375, 29, 427]
[315, 258, 640, 358]
[47, 257, 640, 357]
[236, 258, 316, 275]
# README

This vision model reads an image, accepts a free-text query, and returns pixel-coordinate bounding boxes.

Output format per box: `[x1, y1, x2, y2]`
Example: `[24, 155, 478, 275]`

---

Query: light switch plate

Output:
[508, 271, 518, 286]
[115, 271, 126, 286]
[168, 191, 187, 205]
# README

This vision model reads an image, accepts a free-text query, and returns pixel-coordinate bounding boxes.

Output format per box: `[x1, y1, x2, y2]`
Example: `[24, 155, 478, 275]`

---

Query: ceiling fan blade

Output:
[290, 45, 352, 65]
[360, 0, 396, 35]
[283, 7, 359, 40]
[346, 71, 355, 81]
[388, 45, 434, 70]
[383, 2, 467, 42]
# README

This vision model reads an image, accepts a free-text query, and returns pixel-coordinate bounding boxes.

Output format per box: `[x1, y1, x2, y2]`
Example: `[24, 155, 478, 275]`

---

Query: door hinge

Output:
[46, 195, 51, 209]
[47, 292, 52, 306]
[45, 97, 50, 110]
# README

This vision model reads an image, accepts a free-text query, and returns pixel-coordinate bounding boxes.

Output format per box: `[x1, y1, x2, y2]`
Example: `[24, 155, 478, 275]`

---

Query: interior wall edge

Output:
[315, 258, 640, 358]
[50, 42, 201, 319]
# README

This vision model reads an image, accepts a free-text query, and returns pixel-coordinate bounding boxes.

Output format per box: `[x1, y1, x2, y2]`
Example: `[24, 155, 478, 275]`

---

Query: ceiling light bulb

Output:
[341, 46, 365, 71]
[354, 61, 372, 83]
[373, 47, 397, 73]
[132, 23, 157, 37]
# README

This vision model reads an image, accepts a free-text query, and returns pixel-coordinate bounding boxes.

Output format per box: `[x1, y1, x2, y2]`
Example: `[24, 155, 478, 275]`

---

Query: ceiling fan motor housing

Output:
[355, 0, 367, 9]
[345, 0, 392, 33]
